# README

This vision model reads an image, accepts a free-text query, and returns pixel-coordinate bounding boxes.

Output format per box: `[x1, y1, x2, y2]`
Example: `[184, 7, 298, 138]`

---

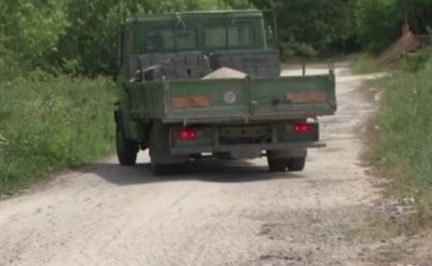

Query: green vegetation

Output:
[250, 0, 432, 57]
[250, 0, 357, 58]
[356, 0, 432, 53]
[370, 48, 432, 227]
[351, 54, 380, 74]
[355, 0, 403, 53]
[1, 0, 430, 70]
[0, 69, 116, 195]
[0, 0, 241, 75]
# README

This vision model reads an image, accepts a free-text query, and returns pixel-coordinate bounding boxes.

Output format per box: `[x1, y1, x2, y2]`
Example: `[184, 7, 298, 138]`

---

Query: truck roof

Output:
[125, 9, 263, 24]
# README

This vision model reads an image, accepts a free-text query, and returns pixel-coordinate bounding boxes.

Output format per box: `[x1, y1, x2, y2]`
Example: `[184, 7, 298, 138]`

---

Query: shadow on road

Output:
[79, 159, 305, 186]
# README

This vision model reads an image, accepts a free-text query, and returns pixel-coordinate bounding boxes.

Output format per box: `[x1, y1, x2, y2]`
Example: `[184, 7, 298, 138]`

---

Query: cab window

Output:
[175, 28, 197, 50]
[204, 23, 255, 49]
[140, 27, 174, 52]
[228, 24, 254, 47]
[204, 26, 227, 49]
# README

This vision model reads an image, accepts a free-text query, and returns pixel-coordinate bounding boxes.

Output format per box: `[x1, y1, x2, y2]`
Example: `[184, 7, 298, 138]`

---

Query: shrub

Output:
[0, 71, 117, 194]
[356, 0, 403, 53]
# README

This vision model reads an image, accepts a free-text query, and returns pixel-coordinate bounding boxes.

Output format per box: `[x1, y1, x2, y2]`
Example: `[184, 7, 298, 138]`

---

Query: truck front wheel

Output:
[116, 126, 138, 166]
[287, 157, 306, 172]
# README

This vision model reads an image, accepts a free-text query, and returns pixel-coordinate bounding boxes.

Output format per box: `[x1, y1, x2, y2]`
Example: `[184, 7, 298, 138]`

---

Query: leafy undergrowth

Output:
[369, 49, 432, 229]
[0, 70, 117, 196]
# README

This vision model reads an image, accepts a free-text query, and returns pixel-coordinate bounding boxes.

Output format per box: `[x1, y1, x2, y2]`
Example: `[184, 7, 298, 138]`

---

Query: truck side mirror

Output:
[267, 26, 274, 41]
[263, 10, 279, 49]
[99, 48, 110, 69]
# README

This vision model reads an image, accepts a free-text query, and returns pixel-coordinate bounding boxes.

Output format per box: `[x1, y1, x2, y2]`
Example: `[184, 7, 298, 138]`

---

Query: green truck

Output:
[113, 10, 337, 175]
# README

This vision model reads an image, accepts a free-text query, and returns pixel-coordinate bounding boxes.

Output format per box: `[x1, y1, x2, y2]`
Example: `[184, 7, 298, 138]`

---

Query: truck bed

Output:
[127, 74, 337, 124]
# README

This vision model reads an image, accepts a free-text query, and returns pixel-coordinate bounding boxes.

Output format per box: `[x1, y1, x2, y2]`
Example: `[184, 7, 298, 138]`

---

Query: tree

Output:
[398, 0, 432, 34]
[356, 0, 403, 52]
[355, 0, 432, 52]
[250, 0, 357, 57]
[0, 0, 67, 64]
[0, 0, 234, 73]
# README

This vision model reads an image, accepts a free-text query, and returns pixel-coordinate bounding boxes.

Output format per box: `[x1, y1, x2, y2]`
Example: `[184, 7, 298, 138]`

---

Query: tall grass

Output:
[0, 70, 117, 195]
[371, 51, 432, 225]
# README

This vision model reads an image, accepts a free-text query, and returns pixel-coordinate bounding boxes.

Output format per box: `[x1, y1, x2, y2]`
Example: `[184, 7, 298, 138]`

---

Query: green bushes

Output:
[250, 0, 357, 58]
[2, 0, 431, 65]
[0, 71, 117, 194]
[0, 1, 68, 69]
[356, 0, 432, 53]
[356, 0, 402, 52]
[0, 0, 239, 74]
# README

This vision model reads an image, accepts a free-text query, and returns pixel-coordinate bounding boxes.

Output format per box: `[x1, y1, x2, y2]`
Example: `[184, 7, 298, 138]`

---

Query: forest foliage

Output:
[0, 0, 431, 71]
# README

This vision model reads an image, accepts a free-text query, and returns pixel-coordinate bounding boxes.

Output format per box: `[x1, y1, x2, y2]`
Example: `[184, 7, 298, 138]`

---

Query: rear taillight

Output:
[178, 128, 197, 140]
[292, 123, 311, 133]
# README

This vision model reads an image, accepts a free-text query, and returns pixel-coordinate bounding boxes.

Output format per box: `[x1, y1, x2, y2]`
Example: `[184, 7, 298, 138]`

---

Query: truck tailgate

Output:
[162, 75, 336, 123]
[249, 76, 336, 119]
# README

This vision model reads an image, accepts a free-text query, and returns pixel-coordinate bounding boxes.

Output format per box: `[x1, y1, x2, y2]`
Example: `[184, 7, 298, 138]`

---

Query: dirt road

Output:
[0, 65, 382, 266]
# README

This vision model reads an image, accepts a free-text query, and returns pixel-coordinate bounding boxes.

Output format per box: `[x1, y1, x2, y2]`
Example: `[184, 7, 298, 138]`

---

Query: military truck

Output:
[113, 10, 337, 175]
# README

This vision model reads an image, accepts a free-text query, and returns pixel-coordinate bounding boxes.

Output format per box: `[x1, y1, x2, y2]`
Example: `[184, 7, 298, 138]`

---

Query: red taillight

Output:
[178, 128, 197, 140]
[292, 123, 311, 133]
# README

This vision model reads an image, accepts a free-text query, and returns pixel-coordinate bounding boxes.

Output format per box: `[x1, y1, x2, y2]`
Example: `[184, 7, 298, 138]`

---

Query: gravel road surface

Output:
[0, 65, 382, 266]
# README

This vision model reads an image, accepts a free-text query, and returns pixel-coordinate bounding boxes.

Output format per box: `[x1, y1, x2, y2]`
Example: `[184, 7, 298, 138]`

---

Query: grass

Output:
[0, 70, 117, 196]
[351, 54, 380, 74]
[368, 51, 432, 229]
[346, 55, 432, 264]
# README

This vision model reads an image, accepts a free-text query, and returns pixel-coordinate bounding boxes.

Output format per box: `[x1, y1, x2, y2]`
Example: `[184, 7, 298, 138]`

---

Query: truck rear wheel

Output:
[287, 157, 306, 172]
[267, 152, 288, 172]
[116, 126, 138, 166]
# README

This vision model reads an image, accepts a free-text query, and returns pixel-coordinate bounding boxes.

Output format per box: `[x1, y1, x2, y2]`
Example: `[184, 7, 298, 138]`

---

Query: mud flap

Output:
[149, 121, 188, 164]
[230, 148, 262, 159]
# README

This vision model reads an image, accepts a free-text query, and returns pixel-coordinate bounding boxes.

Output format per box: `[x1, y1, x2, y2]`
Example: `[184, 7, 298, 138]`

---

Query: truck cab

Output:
[114, 10, 337, 175]
[118, 10, 275, 80]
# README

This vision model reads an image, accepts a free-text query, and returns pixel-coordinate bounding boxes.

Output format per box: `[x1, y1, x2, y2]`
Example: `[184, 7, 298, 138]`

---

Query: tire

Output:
[116, 126, 138, 166]
[267, 152, 288, 172]
[287, 157, 306, 172]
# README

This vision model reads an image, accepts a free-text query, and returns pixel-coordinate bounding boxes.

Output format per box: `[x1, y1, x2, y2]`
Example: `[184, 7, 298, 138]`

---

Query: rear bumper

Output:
[170, 141, 325, 155]
[169, 122, 323, 156]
